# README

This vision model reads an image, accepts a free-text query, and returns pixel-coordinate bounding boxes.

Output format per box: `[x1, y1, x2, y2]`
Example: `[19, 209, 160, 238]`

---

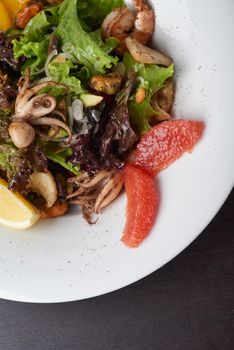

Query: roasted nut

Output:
[89, 73, 122, 95]
[135, 87, 146, 103]
[16, 3, 42, 29]
[9, 121, 35, 149]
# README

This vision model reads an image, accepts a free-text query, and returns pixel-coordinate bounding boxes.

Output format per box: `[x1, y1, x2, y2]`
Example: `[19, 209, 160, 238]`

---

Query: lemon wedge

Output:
[0, 178, 40, 230]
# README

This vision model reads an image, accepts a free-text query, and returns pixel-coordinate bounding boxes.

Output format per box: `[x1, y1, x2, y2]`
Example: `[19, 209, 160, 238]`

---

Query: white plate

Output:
[0, 0, 233, 303]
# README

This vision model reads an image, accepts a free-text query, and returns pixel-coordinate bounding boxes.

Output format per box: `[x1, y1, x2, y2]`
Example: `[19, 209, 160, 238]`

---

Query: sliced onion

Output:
[72, 99, 84, 121]
[45, 49, 58, 78]
[57, 52, 73, 60]
[137, 76, 145, 86]
[32, 77, 53, 85]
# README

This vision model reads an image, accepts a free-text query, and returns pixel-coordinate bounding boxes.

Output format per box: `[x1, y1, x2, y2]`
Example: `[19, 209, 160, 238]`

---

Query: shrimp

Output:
[102, 8, 136, 54]
[102, 0, 155, 54]
[132, 0, 155, 45]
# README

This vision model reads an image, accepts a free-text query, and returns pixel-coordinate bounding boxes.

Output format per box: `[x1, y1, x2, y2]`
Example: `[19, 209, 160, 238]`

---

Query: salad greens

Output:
[44, 146, 80, 175]
[0, 144, 20, 179]
[124, 53, 174, 134]
[55, 0, 118, 75]
[47, 58, 84, 95]
[13, 0, 120, 78]
[12, 0, 175, 135]
[13, 11, 51, 75]
[1, 0, 176, 190]
[13, 38, 50, 76]
[77, 0, 125, 28]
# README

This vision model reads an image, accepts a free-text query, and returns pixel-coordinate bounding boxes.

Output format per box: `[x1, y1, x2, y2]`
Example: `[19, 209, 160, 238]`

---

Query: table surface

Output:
[0, 189, 233, 350]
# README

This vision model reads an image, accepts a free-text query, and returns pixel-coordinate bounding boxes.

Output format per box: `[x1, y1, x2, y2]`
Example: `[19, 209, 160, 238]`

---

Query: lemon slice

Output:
[0, 178, 40, 230]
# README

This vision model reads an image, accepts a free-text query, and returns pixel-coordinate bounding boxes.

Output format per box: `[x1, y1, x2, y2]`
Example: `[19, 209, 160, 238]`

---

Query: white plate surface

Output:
[0, 0, 233, 302]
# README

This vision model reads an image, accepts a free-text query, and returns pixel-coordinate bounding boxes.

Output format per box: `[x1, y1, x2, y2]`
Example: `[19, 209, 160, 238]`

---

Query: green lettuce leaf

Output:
[77, 0, 125, 27]
[23, 11, 50, 41]
[48, 58, 84, 95]
[13, 38, 50, 76]
[124, 53, 174, 134]
[56, 0, 118, 74]
[45, 146, 80, 175]
[13, 11, 51, 76]
[89, 29, 119, 54]
[13, 0, 119, 78]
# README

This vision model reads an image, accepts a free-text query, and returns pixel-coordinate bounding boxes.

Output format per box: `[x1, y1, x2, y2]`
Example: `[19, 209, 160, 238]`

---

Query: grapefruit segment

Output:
[121, 164, 159, 248]
[131, 120, 205, 176]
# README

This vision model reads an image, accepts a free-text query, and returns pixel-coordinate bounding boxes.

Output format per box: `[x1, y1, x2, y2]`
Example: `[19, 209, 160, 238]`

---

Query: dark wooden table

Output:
[0, 189, 233, 350]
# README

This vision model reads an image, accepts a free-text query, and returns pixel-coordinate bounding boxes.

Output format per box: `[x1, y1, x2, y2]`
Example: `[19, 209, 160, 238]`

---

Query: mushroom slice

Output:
[156, 81, 175, 112]
[125, 37, 172, 66]
[9, 121, 35, 149]
[29, 171, 58, 208]
[151, 81, 175, 121]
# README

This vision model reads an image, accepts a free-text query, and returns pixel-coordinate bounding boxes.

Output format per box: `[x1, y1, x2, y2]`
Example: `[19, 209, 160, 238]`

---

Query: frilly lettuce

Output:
[13, 0, 119, 79]
[55, 0, 118, 75]
[13, 38, 49, 76]
[48, 58, 84, 95]
[124, 53, 174, 134]
[89, 29, 118, 55]
[13, 11, 51, 76]
[23, 11, 50, 42]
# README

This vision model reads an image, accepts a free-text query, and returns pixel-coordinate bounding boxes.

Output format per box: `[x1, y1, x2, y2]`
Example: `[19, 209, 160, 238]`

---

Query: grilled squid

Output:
[9, 69, 72, 148]
[67, 171, 124, 224]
